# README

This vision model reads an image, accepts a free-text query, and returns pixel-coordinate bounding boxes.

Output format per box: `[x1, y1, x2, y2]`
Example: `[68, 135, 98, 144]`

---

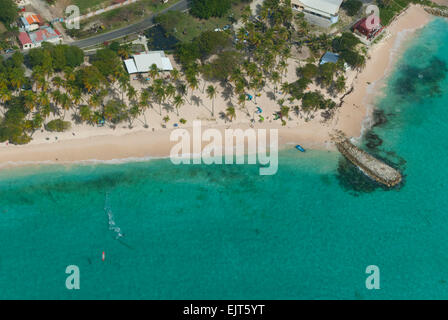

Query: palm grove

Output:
[0, 0, 367, 144]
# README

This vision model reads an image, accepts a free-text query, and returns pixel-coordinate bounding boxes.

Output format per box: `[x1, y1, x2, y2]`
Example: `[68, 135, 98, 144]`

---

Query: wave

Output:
[0, 156, 169, 169]
[104, 192, 124, 240]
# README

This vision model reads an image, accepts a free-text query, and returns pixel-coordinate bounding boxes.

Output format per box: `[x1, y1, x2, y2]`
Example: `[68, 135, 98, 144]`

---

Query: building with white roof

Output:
[124, 51, 173, 74]
[291, 0, 343, 24]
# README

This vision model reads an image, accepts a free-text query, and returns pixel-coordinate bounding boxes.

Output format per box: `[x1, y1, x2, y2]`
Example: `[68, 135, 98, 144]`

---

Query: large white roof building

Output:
[291, 0, 343, 23]
[124, 51, 174, 74]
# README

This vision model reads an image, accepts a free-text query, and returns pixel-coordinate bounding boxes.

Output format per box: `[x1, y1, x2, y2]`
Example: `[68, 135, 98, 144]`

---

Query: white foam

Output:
[105, 193, 124, 239]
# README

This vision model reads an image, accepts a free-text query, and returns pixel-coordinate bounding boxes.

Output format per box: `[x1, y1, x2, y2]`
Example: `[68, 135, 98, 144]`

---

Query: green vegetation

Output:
[175, 30, 232, 66]
[331, 32, 365, 69]
[190, 0, 232, 19]
[0, 44, 127, 144]
[27, 44, 85, 71]
[341, 0, 363, 16]
[302, 91, 336, 112]
[377, 0, 431, 26]
[68, 0, 177, 39]
[154, 0, 249, 43]
[1, 0, 393, 144]
[45, 119, 72, 132]
[0, 0, 18, 26]
[71, 0, 111, 14]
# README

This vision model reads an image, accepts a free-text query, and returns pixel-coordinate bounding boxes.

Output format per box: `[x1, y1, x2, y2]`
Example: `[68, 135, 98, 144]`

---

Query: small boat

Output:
[295, 145, 306, 152]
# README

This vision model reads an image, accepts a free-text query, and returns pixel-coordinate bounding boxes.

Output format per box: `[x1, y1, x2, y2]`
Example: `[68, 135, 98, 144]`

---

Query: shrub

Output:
[341, 0, 363, 16]
[45, 119, 71, 132]
[190, 0, 231, 19]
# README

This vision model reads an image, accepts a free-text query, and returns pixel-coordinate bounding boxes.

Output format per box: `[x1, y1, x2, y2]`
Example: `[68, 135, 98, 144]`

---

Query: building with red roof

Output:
[352, 15, 384, 41]
[18, 31, 33, 49]
[17, 26, 62, 50]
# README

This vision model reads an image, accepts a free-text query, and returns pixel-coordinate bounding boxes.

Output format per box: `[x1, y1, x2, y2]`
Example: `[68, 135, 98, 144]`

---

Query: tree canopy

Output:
[190, 0, 231, 19]
[0, 0, 18, 26]
[341, 0, 363, 16]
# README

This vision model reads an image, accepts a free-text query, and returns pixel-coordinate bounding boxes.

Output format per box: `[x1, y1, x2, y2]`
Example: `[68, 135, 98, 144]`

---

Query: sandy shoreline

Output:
[0, 5, 434, 168]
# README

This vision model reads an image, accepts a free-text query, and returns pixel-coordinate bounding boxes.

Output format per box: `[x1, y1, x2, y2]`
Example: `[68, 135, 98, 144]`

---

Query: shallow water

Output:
[0, 19, 447, 299]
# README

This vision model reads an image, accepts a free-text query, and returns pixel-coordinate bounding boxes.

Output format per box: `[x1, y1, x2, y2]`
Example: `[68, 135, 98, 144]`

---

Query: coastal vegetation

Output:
[0, 0, 399, 145]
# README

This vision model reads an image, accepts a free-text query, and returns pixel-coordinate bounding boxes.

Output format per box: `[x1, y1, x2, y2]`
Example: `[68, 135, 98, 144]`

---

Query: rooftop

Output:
[18, 31, 32, 45]
[124, 51, 174, 74]
[28, 26, 61, 44]
[25, 14, 44, 25]
[320, 51, 339, 65]
[298, 0, 343, 15]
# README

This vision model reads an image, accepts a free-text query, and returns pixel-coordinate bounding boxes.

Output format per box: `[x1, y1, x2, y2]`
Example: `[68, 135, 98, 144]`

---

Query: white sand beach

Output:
[0, 4, 433, 167]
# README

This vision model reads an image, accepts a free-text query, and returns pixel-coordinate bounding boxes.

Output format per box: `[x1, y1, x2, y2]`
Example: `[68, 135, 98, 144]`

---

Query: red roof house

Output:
[18, 31, 33, 49]
[352, 15, 384, 40]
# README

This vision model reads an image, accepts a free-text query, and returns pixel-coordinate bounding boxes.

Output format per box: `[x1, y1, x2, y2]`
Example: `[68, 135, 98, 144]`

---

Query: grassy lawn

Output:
[379, 0, 414, 26]
[68, 0, 179, 39]
[71, 0, 112, 14]
[155, 1, 246, 43]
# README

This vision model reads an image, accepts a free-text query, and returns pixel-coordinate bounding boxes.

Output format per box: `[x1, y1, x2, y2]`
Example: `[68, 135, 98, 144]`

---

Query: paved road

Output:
[72, 0, 189, 49]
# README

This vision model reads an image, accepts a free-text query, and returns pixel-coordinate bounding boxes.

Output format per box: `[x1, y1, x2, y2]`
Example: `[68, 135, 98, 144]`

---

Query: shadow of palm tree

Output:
[162, 103, 174, 113]
[266, 91, 276, 101]
[191, 95, 203, 107]
[71, 113, 83, 125]
[219, 111, 228, 122]
[221, 84, 234, 101]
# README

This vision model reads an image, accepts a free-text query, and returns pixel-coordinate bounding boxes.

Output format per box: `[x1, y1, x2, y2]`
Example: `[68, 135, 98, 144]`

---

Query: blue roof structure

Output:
[320, 52, 339, 65]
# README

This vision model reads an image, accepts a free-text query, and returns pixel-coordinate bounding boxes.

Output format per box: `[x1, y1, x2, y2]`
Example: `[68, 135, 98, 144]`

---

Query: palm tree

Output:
[51, 89, 62, 115]
[117, 44, 132, 59]
[170, 68, 180, 82]
[173, 95, 184, 116]
[187, 76, 199, 97]
[9, 69, 26, 92]
[165, 83, 176, 102]
[0, 87, 11, 114]
[139, 90, 151, 127]
[52, 76, 64, 90]
[23, 91, 37, 115]
[60, 93, 72, 118]
[118, 74, 129, 103]
[226, 106, 236, 122]
[278, 60, 288, 82]
[177, 82, 189, 104]
[270, 71, 281, 99]
[334, 75, 346, 93]
[281, 81, 290, 96]
[37, 91, 50, 119]
[79, 105, 92, 123]
[127, 85, 137, 103]
[149, 64, 159, 80]
[154, 85, 166, 115]
[238, 93, 249, 116]
[206, 85, 217, 117]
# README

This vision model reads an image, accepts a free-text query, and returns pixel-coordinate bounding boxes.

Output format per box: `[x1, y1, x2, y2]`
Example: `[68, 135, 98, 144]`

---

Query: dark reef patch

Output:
[365, 132, 383, 149]
[393, 57, 447, 101]
[372, 109, 388, 127]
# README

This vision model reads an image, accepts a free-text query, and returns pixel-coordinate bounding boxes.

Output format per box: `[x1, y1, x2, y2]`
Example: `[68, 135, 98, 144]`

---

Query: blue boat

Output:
[295, 145, 306, 152]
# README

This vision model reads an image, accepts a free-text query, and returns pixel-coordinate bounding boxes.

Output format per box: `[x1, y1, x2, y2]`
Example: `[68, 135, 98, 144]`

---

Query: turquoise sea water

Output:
[1, 19, 448, 299]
